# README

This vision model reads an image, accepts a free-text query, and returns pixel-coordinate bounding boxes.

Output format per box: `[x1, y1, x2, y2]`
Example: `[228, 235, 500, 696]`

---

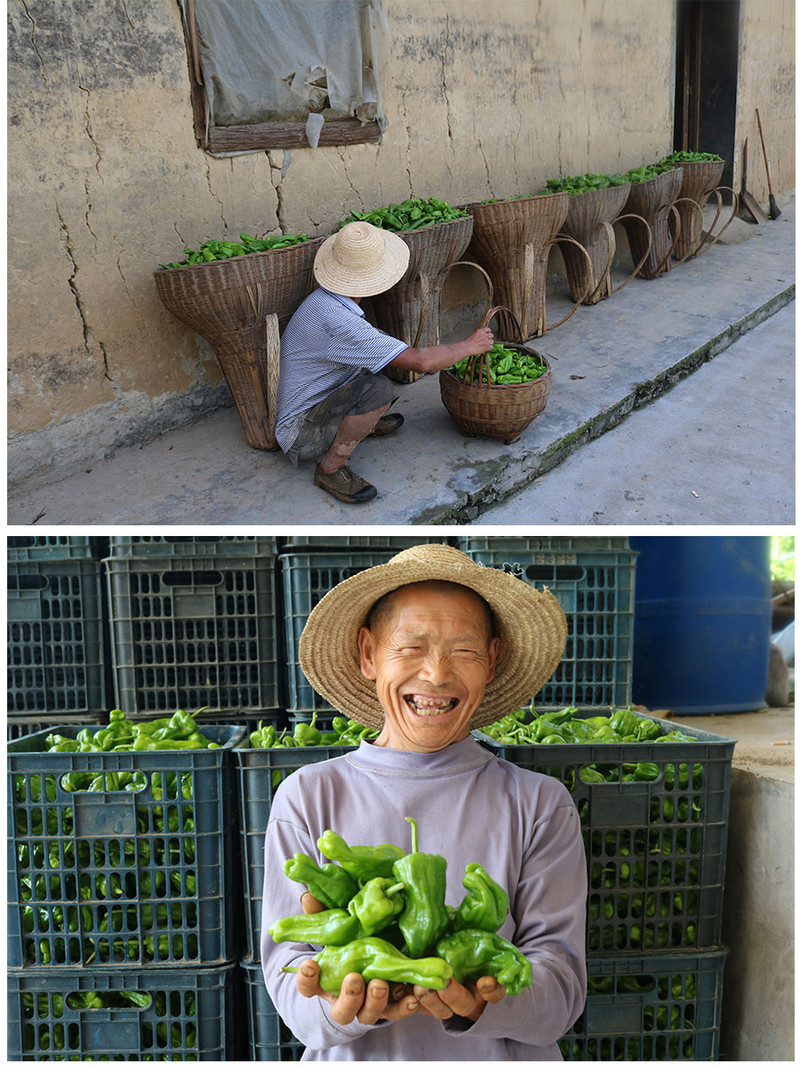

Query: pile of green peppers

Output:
[249, 712, 378, 750]
[658, 150, 722, 164]
[337, 196, 469, 232]
[448, 342, 547, 386]
[540, 171, 629, 195]
[22, 989, 199, 1057]
[272, 816, 532, 997]
[624, 162, 682, 184]
[160, 231, 310, 269]
[250, 713, 379, 791]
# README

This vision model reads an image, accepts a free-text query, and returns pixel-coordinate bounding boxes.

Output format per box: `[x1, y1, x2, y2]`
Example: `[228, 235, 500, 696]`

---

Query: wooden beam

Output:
[206, 119, 381, 153]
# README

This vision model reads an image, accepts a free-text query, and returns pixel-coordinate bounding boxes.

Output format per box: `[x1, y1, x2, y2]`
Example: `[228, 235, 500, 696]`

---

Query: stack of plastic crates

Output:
[7, 537, 108, 740]
[458, 538, 732, 1059]
[104, 536, 281, 720]
[236, 730, 373, 1059]
[278, 536, 450, 722]
[7, 721, 247, 1059]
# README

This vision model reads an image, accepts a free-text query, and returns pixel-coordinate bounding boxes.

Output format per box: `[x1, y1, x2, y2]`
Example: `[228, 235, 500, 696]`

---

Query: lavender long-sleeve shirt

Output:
[260, 736, 587, 1061]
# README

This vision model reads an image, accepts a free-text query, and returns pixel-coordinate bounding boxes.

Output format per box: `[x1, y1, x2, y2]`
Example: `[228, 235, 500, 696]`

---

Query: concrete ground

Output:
[480, 300, 795, 524]
[8, 196, 794, 527]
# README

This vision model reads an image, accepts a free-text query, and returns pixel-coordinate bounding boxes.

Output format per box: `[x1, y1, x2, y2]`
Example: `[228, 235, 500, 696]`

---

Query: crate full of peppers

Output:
[474, 707, 735, 955]
[236, 713, 380, 959]
[559, 947, 728, 1060]
[7, 963, 241, 1061]
[8, 709, 245, 970]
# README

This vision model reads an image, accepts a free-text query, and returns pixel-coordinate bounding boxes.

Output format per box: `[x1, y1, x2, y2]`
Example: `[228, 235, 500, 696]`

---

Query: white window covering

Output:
[181, 0, 388, 141]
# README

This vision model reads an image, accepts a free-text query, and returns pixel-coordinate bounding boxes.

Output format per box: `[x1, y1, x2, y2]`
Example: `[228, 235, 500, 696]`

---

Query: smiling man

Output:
[260, 544, 588, 1060]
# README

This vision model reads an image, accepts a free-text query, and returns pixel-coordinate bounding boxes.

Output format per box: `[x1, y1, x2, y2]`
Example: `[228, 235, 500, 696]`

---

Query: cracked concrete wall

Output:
[8, 0, 789, 491]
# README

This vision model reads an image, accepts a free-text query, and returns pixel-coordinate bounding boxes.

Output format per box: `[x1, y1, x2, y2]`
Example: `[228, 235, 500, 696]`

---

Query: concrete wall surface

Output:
[720, 768, 794, 1060]
[7, 0, 794, 489]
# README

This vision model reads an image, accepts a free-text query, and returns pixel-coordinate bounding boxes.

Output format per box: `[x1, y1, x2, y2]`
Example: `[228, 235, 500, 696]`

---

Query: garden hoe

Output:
[756, 109, 781, 219]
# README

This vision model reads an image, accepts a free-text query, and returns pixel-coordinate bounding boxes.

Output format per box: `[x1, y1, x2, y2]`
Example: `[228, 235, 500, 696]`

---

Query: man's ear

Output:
[485, 636, 500, 685]
[358, 626, 378, 680]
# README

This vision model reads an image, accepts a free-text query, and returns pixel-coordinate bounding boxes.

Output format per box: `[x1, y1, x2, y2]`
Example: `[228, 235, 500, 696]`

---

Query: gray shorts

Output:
[286, 372, 397, 465]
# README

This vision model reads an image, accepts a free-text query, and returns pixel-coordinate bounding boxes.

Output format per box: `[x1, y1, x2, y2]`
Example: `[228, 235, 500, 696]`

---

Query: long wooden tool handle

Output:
[755, 109, 774, 193]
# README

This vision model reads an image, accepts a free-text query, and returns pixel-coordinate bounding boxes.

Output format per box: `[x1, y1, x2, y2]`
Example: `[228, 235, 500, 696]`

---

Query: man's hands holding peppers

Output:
[295, 891, 505, 1025]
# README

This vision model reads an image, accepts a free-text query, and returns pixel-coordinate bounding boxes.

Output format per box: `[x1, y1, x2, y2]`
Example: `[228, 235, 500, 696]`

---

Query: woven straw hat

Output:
[299, 543, 567, 730]
[314, 221, 410, 297]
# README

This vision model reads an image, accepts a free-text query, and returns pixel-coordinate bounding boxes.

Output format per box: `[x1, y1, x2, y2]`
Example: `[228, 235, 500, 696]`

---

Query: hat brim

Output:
[313, 228, 410, 297]
[298, 544, 568, 731]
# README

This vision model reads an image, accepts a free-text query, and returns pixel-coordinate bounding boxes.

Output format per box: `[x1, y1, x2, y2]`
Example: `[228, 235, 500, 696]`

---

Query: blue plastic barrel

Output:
[630, 536, 772, 714]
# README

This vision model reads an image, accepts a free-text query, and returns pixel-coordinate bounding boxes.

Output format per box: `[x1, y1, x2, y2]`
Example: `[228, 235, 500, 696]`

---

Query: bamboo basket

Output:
[153, 237, 324, 450]
[669, 160, 735, 260]
[439, 305, 551, 444]
[557, 183, 651, 303]
[465, 193, 593, 338]
[621, 168, 684, 279]
[369, 215, 475, 384]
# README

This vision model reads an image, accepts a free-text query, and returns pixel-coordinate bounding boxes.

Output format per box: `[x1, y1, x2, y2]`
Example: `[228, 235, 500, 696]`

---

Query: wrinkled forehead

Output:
[364, 580, 497, 639]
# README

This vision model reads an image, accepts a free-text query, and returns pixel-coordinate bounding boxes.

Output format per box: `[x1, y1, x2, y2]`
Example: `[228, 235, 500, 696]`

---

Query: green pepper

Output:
[453, 863, 509, 933]
[283, 936, 453, 993]
[268, 908, 365, 945]
[391, 816, 450, 958]
[436, 928, 532, 996]
[294, 712, 323, 746]
[318, 829, 404, 883]
[283, 852, 359, 908]
[347, 877, 406, 936]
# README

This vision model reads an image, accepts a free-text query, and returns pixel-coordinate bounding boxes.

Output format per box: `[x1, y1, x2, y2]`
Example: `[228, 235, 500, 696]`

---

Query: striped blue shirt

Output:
[275, 287, 409, 452]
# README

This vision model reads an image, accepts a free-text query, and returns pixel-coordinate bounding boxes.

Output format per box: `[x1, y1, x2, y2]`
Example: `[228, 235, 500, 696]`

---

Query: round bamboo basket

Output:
[621, 167, 684, 279]
[669, 160, 725, 260]
[370, 215, 474, 383]
[439, 305, 551, 444]
[557, 183, 633, 303]
[464, 193, 590, 338]
[154, 237, 324, 450]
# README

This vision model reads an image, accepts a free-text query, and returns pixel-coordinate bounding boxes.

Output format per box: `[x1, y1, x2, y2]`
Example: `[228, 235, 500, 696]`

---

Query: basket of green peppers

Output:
[440, 305, 551, 444]
[656, 150, 730, 260]
[271, 815, 532, 998]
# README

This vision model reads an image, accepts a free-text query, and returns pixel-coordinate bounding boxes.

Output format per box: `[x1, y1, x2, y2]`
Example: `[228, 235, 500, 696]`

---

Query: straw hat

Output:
[299, 543, 568, 730]
[314, 221, 410, 297]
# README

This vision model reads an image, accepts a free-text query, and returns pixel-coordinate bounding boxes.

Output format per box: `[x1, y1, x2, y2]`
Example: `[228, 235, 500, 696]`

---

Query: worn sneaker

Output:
[368, 412, 405, 437]
[314, 465, 378, 504]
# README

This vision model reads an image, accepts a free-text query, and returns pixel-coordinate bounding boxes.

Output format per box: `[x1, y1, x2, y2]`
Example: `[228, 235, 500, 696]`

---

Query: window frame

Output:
[180, 0, 383, 153]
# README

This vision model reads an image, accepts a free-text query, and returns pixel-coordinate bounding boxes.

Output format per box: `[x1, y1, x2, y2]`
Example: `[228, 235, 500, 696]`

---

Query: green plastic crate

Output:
[474, 715, 734, 954]
[241, 957, 305, 1060]
[559, 948, 728, 1060]
[7, 536, 95, 561]
[8, 559, 107, 716]
[7, 963, 242, 1060]
[280, 550, 396, 711]
[108, 535, 278, 557]
[235, 743, 358, 959]
[463, 545, 637, 709]
[106, 552, 280, 715]
[8, 724, 245, 969]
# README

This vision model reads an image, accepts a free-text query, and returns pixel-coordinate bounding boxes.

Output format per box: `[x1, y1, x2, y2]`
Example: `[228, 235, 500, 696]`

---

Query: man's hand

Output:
[292, 890, 419, 1025]
[463, 324, 495, 357]
[294, 958, 420, 1025]
[413, 975, 505, 1022]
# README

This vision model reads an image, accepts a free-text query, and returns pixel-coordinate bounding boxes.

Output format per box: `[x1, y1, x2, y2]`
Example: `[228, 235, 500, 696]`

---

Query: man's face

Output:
[357, 582, 499, 753]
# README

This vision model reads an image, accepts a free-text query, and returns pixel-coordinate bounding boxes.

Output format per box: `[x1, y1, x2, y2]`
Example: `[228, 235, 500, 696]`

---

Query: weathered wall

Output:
[735, 0, 795, 206]
[7, 0, 793, 489]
